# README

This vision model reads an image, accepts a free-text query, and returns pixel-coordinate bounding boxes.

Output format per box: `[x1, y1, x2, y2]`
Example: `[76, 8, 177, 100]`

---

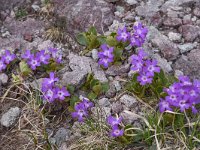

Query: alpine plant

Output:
[130, 49, 160, 85]
[71, 97, 94, 122]
[107, 115, 124, 137]
[159, 76, 200, 114]
[41, 72, 70, 103]
[0, 50, 16, 72]
[21, 48, 62, 70]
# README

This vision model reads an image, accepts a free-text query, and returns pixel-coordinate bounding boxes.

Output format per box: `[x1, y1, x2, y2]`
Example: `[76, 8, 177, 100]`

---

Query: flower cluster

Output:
[159, 76, 200, 114]
[71, 97, 94, 122]
[130, 49, 160, 85]
[98, 44, 114, 68]
[41, 72, 70, 103]
[107, 115, 124, 137]
[21, 48, 62, 70]
[0, 50, 16, 72]
[116, 22, 148, 47]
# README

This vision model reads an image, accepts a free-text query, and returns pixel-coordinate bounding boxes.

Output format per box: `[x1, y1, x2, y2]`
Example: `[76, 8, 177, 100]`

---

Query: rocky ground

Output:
[0, 0, 200, 149]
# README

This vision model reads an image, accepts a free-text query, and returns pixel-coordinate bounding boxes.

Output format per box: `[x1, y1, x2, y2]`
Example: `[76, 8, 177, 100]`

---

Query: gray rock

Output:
[125, 0, 138, 5]
[136, 0, 164, 17]
[91, 107, 111, 119]
[194, 7, 200, 17]
[174, 70, 184, 78]
[0, 0, 25, 11]
[68, 53, 92, 72]
[98, 98, 111, 107]
[0, 73, 8, 85]
[120, 111, 138, 124]
[148, 26, 179, 60]
[153, 54, 173, 73]
[119, 94, 137, 109]
[63, 53, 108, 85]
[54, 128, 71, 147]
[105, 64, 130, 76]
[1, 107, 21, 127]
[30, 78, 45, 90]
[113, 80, 121, 92]
[105, 81, 117, 98]
[54, 0, 114, 37]
[168, 32, 182, 42]
[183, 14, 192, 24]
[91, 63, 108, 83]
[4, 17, 45, 37]
[105, 0, 119, 2]
[163, 17, 182, 27]
[161, 0, 198, 12]
[38, 40, 54, 50]
[178, 43, 197, 54]
[179, 25, 200, 42]
[174, 50, 200, 79]
[91, 49, 98, 61]
[111, 101, 123, 114]
[31, 4, 40, 12]
[61, 70, 88, 87]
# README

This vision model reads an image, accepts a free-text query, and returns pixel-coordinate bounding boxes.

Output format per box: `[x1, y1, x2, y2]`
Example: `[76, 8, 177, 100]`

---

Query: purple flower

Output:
[159, 100, 172, 113]
[98, 57, 113, 68]
[43, 88, 56, 103]
[178, 98, 190, 112]
[179, 75, 192, 87]
[71, 103, 88, 122]
[21, 50, 34, 60]
[107, 115, 122, 126]
[43, 72, 59, 87]
[49, 48, 62, 63]
[133, 22, 148, 39]
[144, 60, 160, 76]
[55, 87, 70, 101]
[2, 50, 16, 64]
[130, 35, 144, 47]
[137, 73, 153, 85]
[98, 44, 114, 68]
[116, 26, 130, 42]
[36, 50, 50, 65]
[28, 56, 41, 70]
[98, 44, 114, 59]
[82, 98, 94, 109]
[0, 59, 6, 72]
[110, 125, 124, 137]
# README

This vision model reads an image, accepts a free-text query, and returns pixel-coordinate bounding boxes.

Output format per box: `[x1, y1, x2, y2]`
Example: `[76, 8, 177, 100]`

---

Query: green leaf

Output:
[76, 33, 88, 46]
[106, 36, 118, 47]
[92, 84, 102, 95]
[97, 36, 106, 44]
[70, 95, 79, 108]
[90, 78, 99, 88]
[89, 26, 97, 35]
[101, 83, 109, 93]
[67, 84, 75, 94]
[88, 34, 100, 49]
[88, 92, 97, 100]
[19, 61, 32, 76]
[113, 46, 123, 62]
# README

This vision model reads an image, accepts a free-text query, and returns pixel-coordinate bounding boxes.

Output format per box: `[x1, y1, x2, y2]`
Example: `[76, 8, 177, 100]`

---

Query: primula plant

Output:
[74, 22, 200, 149]
[41, 72, 70, 103]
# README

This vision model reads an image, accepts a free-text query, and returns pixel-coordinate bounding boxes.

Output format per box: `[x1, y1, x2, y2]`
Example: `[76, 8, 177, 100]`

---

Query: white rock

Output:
[168, 32, 182, 42]
[1, 107, 21, 127]
[178, 43, 197, 54]
[119, 94, 137, 108]
[0, 73, 8, 85]
[91, 49, 98, 61]
[153, 54, 173, 73]
[125, 0, 138, 5]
